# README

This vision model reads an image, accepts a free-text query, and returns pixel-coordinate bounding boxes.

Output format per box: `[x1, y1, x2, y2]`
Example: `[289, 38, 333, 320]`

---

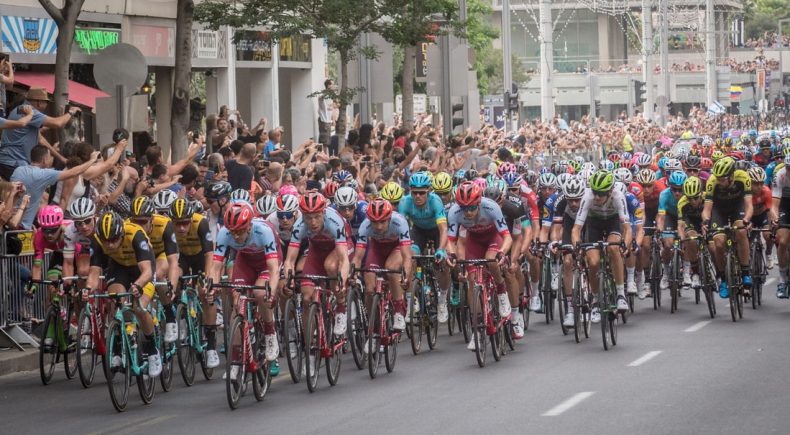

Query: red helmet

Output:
[366, 199, 393, 222]
[700, 157, 713, 171]
[224, 203, 253, 231]
[323, 181, 339, 199]
[620, 159, 634, 170]
[727, 151, 745, 161]
[455, 181, 482, 207]
[300, 191, 327, 213]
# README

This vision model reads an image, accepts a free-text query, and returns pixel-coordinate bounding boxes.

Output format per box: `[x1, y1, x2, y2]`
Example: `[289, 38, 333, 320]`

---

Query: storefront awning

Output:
[13, 71, 109, 109]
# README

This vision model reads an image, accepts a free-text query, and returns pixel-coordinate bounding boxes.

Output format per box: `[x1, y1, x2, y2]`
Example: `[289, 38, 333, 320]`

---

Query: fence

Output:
[1, 230, 49, 350]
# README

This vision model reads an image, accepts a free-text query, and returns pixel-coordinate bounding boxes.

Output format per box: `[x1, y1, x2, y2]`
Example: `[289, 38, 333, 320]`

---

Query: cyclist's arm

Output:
[678, 219, 687, 240]
[701, 200, 713, 224]
[31, 230, 46, 281]
[86, 265, 102, 293]
[62, 257, 75, 286]
[353, 222, 369, 269]
[334, 242, 350, 285]
[571, 224, 583, 246]
[743, 194, 753, 223]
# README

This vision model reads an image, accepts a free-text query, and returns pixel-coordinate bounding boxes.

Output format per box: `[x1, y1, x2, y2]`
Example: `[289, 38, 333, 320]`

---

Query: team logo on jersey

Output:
[140, 241, 150, 251]
[265, 241, 275, 252]
[635, 208, 644, 219]
[496, 218, 506, 228]
[400, 231, 410, 240]
[541, 207, 549, 219]
[206, 232, 213, 242]
[171, 233, 177, 243]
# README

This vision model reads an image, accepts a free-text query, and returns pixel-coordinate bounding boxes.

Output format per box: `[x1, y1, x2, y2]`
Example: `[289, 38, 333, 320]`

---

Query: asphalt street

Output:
[2, 271, 790, 435]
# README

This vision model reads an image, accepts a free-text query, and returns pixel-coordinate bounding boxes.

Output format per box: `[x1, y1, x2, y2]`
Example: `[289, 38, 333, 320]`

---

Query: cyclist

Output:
[62, 198, 96, 288]
[266, 194, 301, 254]
[572, 171, 631, 320]
[771, 156, 790, 298]
[255, 194, 278, 220]
[702, 157, 753, 298]
[677, 176, 705, 288]
[210, 203, 281, 363]
[170, 198, 219, 368]
[352, 199, 412, 332]
[31, 205, 71, 324]
[636, 168, 664, 299]
[205, 180, 233, 240]
[527, 172, 558, 312]
[334, 186, 368, 242]
[747, 166, 776, 268]
[129, 196, 180, 343]
[445, 182, 512, 351]
[84, 211, 161, 376]
[657, 171, 689, 290]
[283, 192, 351, 337]
[616, 182, 644, 296]
[399, 172, 451, 323]
[432, 171, 455, 212]
[153, 189, 178, 217]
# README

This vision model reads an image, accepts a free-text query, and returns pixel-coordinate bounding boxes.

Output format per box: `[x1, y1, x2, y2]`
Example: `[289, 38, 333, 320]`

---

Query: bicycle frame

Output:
[30, 277, 79, 351]
[459, 259, 505, 335]
[299, 274, 346, 357]
[109, 293, 148, 377]
[178, 275, 208, 356]
[359, 268, 402, 346]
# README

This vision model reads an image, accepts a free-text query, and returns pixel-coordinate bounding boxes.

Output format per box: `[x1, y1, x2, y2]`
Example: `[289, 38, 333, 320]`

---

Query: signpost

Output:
[93, 43, 149, 130]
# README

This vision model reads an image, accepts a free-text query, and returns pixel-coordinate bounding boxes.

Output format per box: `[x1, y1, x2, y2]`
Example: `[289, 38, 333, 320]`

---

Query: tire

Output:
[408, 283, 422, 355]
[136, 334, 155, 405]
[325, 309, 342, 386]
[304, 303, 321, 392]
[459, 283, 471, 343]
[284, 297, 305, 382]
[346, 287, 366, 371]
[558, 291, 568, 336]
[542, 260, 552, 324]
[105, 319, 130, 412]
[609, 311, 618, 346]
[158, 320, 174, 393]
[175, 304, 196, 387]
[76, 308, 97, 388]
[727, 252, 738, 323]
[703, 251, 717, 318]
[651, 245, 661, 310]
[63, 303, 78, 380]
[367, 294, 382, 379]
[384, 305, 397, 374]
[471, 285, 487, 368]
[427, 285, 438, 350]
[751, 242, 763, 310]
[225, 316, 245, 410]
[670, 251, 679, 314]
[628, 293, 635, 313]
[490, 290, 502, 362]
[600, 273, 612, 351]
[39, 312, 57, 385]
[252, 321, 271, 402]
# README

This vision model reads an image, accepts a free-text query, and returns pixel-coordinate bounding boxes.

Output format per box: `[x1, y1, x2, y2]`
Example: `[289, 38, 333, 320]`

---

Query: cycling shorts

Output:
[661, 214, 678, 239]
[710, 202, 745, 235]
[232, 250, 274, 284]
[179, 253, 206, 275]
[300, 239, 337, 286]
[411, 226, 440, 255]
[364, 239, 400, 269]
[583, 216, 621, 243]
[464, 232, 503, 260]
[106, 262, 156, 298]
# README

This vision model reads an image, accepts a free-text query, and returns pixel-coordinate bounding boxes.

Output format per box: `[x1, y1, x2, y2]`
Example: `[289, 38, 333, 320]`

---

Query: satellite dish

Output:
[93, 43, 148, 97]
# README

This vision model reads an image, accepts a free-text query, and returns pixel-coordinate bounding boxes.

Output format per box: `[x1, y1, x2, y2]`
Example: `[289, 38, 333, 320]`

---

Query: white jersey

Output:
[63, 222, 91, 259]
[574, 185, 630, 225]
[771, 164, 790, 198]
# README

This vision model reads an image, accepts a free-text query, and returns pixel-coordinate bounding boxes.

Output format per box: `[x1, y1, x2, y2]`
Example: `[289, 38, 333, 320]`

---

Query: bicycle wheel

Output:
[175, 303, 196, 386]
[225, 315, 245, 410]
[427, 285, 439, 350]
[459, 282, 471, 343]
[471, 285, 487, 368]
[39, 311, 58, 385]
[490, 289, 502, 362]
[572, 272, 582, 343]
[751, 241, 763, 310]
[408, 283, 423, 355]
[599, 274, 612, 351]
[63, 303, 78, 380]
[252, 321, 271, 402]
[702, 250, 717, 318]
[558, 290, 569, 335]
[158, 319, 174, 392]
[726, 252, 738, 322]
[542, 261, 552, 324]
[325, 309, 342, 386]
[77, 307, 97, 388]
[651, 245, 661, 309]
[283, 297, 305, 382]
[304, 303, 321, 392]
[347, 287, 366, 370]
[105, 319, 129, 412]
[136, 335, 155, 405]
[671, 250, 680, 313]
[384, 305, 398, 373]
[367, 294, 382, 379]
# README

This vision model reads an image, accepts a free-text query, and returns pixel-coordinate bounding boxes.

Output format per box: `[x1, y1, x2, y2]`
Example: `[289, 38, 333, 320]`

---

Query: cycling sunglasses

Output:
[73, 218, 93, 228]
[277, 211, 295, 220]
[461, 205, 479, 212]
[411, 190, 429, 196]
[42, 227, 60, 235]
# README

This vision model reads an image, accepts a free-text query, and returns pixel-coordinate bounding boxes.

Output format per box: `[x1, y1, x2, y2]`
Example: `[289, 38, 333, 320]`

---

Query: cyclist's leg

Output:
[384, 247, 405, 325]
[731, 206, 751, 286]
[154, 254, 177, 339]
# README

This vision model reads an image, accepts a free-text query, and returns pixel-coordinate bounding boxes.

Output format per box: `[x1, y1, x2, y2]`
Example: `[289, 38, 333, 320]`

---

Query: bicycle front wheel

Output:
[105, 319, 129, 412]
[367, 294, 382, 379]
[283, 297, 305, 382]
[225, 316, 245, 410]
[470, 285, 487, 368]
[77, 307, 97, 388]
[252, 321, 271, 402]
[157, 316, 174, 392]
[408, 283, 422, 355]
[726, 252, 738, 322]
[39, 311, 58, 385]
[347, 287, 367, 370]
[63, 303, 78, 380]
[384, 305, 398, 373]
[304, 303, 321, 392]
[325, 309, 342, 385]
[136, 336, 155, 405]
[175, 303, 196, 387]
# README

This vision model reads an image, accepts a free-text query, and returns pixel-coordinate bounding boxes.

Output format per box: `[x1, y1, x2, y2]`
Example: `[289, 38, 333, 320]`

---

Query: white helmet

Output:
[334, 186, 358, 207]
[664, 158, 682, 172]
[67, 197, 96, 220]
[636, 153, 653, 167]
[613, 182, 628, 196]
[231, 189, 251, 204]
[562, 177, 585, 199]
[277, 194, 299, 213]
[556, 173, 573, 190]
[255, 195, 277, 217]
[153, 189, 178, 211]
[613, 167, 633, 185]
[582, 162, 596, 172]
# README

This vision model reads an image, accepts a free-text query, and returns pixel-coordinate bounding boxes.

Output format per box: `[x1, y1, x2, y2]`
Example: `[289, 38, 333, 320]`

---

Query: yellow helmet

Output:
[380, 181, 404, 203]
[683, 176, 702, 197]
[712, 157, 736, 178]
[431, 172, 453, 193]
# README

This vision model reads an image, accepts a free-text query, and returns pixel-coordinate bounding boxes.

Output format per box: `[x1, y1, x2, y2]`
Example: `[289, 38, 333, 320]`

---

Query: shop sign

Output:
[74, 28, 120, 55]
[131, 24, 174, 58]
[1, 16, 58, 54]
[235, 30, 272, 62]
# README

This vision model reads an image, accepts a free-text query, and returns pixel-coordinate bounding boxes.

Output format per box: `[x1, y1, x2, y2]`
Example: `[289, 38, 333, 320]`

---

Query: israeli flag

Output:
[707, 101, 726, 116]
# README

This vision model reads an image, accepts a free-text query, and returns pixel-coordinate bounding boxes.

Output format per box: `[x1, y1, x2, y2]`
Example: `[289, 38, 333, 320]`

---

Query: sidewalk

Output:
[0, 347, 38, 377]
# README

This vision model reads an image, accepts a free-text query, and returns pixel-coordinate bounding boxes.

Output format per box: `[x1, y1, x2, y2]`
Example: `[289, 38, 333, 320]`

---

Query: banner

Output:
[73, 28, 120, 55]
[1, 16, 58, 54]
[235, 30, 272, 61]
[194, 30, 218, 59]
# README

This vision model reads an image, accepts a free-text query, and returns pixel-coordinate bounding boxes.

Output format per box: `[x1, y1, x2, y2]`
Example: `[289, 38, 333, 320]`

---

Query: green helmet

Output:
[712, 157, 736, 178]
[683, 176, 702, 197]
[589, 170, 615, 193]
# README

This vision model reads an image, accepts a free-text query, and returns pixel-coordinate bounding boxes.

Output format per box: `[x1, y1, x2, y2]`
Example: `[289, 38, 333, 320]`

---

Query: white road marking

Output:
[684, 320, 712, 332]
[542, 392, 595, 416]
[627, 350, 663, 367]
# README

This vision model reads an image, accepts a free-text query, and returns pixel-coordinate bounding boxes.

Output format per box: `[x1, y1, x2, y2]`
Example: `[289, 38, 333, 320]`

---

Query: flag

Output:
[730, 85, 742, 101]
[707, 101, 726, 116]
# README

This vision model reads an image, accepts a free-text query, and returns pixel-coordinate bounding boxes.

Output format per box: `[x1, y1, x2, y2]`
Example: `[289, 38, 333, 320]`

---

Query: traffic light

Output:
[506, 91, 519, 113]
[452, 102, 464, 133]
[634, 80, 646, 106]
[594, 99, 601, 115]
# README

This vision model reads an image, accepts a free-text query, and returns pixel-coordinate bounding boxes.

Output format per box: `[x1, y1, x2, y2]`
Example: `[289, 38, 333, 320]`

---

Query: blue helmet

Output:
[749, 129, 757, 138]
[333, 170, 353, 184]
[668, 171, 688, 187]
[409, 172, 431, 189]
[502, 171, 522, 187]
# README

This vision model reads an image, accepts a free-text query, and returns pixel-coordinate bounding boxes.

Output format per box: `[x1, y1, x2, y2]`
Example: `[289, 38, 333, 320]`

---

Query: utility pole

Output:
[705, 0, 717, 108]
[657, 0, 670, 124]
[502, 0, 513, 132]
[539, 0, 554, 121]
[641, 0, 654, 121]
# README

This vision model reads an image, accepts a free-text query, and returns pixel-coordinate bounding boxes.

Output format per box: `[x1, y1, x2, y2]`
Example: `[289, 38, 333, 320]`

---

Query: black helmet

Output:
[96, 211, 124, 241]
[130, 196, 154, 218]
[205, 181, 232, 200]
[170, 198, 195, 221]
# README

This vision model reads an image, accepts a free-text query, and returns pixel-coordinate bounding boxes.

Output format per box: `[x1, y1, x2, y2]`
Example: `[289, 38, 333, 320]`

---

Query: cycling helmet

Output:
[496, 162, 517, 178]
[131, 196, 154, 218]
[613, 167, 633, 185]
[582, 162, 596, 172]
[635, 168, 657, 185]
[97, 211, 124, 241]
[711, 150, 724, 162]
[620, 159, 634, 171]
[657, 157, 668, 170]
[465, 169, 479, 180]
[613, 182, 628, 196]
[205, 181, 232, 200]
[380, 181, 404, 203]
[453, 170, 466, 186]
[455, 181, 482, 207]
[323, 181, 339, 199]
[589, 171, 615, 193]
[300, 191, 327, 213]
[562, 177, 585, 199]
[67, 198, 96, 220]
[668, 171, 688, 187]
[664, 158, 682, 172]
[734, 160, 751, 171]
[224, 203, 253, 231]
[255, 195, 278, 217]
[230, 188, 251, 204]
[579, 169, 594, 185]
[366, 199, 393, 222]
[557, 173, 573, 189]
[700, 157, 713, 171]
[432, 172, 453, 193]
[409, 172, 432, 189]
[683, 176, 702, 197]
[472, 177, 487, 192]
[38, 205, 64, 228]
[502, 171, 522, 187]
[684, 155, 701, 169]
[347, 179, 359, 191]
[748, 166, 766, 183]
[153, 189, 178, 211]
[538, 173, 558, 189]
[277, 194, 300, 213]
[170, 198, 195, 221]
[491, 178, 507, 195]
[568, 160, 582, 173]
[333, 170, 353, 184]
[335, 186, 358, 207]
[599, 159, 615, 172]
[279, 184, 299, 197]
[539, 167, 552, 175]
[191, 200, 205, 214]
[552, 162, 569, 175]
[483, 185, 503, 202]
[622, 152, 633, 161]
[712, 157, 736, 178]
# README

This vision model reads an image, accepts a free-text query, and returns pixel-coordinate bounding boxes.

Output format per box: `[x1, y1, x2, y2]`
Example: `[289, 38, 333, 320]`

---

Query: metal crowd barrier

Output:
[1, 230, 47, 350]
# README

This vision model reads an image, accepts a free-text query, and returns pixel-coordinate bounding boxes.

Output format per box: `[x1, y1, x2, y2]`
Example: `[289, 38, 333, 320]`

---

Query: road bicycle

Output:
[459, 258, 510, 368]
[29, 276, 80, 386]
[534, 242, 558, 323]
[684, 235, 717, 318]
[408, 253, 441, 354]
[76, 278, 112, 388]
[748, 228, 771, 309]
[175, 274, 215, 387]
[644, 227, 663, 310]
[447, 275, 470, 342]
[358, 267, 403, 379]
[579, 241, 624, 351]
[664, 230, 683, 314]
[716, 225, 745, 322]
[346, 275, 368, 371]
[570, 249, 592, 343]
[151, 283, 177, 392]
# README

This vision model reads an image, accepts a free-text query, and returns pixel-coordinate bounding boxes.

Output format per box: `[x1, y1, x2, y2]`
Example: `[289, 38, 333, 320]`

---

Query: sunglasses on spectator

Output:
[277, 211, 295, 220]
[74, 218, 93, 228]
[461, 205, 479, 212]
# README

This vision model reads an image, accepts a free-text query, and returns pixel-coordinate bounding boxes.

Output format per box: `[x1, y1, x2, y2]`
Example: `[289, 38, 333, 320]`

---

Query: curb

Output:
[0, 349, 38, 377]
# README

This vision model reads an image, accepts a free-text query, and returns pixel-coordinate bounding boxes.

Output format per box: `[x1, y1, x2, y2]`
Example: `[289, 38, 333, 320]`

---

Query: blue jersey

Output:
[625, 192, 643, 228]
[214, 220, 279, 261]
[398, 192, 447, 230]
[332, 201, 368, 236]
[541, 192, 561, 228]
[766, 160, 779, 186]
[658, 188, 680, 217]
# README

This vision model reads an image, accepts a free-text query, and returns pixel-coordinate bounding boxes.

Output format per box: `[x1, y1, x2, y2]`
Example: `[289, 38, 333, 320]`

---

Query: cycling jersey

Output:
[518, 183, 540, 221]
[63, 222, 91, 259]
[91, 222, 155, 268]
[574, 187, 630, 225]
[289, 207, 347, 249]
[500, 194, 529, 235]
[332, 201, 368, 236]
[398, 193, 447, 230]
[175, 213, 212, 257]
[625, 192, 644, 227]
[214, 219, 279, 262]
[704, 170, 751, 204]
[541, 192, 561, 228]
[766, 160, 780, 185]
[771, 163, 789, 199]
[548, 197, 579, 224]
[751, 185, 772, 216]
[677, 195, 703, 222]
[356, 212, 411, 249]
[643, 179, 667, 210]
[658, 189, 680, 217]
[447, 197, 510, 241]
[264, 213, 294, 245]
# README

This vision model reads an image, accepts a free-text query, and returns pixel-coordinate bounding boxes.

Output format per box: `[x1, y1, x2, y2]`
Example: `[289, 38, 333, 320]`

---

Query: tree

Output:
[171, 0, 194, 161]
[39, 0, 84, 115]
[196, 0, 390, 144]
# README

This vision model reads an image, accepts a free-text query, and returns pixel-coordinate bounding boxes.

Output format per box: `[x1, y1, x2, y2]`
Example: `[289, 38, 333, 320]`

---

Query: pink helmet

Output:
[496, 162, 517, 178]
[279, 184, 299, 197]
[38, 205, 65, 229]
[472, 177, 487, 192]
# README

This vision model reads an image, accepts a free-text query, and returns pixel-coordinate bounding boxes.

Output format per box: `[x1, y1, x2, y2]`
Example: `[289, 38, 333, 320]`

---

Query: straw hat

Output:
[26, 87, 49, 101]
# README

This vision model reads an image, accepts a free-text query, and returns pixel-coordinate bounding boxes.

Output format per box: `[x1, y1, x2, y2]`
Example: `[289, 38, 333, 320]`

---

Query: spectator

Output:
[0, 58, 14, 118]
[226, 142, 256, 191]
[0, 180, 28, 230]
[318, 79, 335, 146]
[10, 144, 97, 229]
[210, 117, 233, 150]
[264, 128, 286, 161]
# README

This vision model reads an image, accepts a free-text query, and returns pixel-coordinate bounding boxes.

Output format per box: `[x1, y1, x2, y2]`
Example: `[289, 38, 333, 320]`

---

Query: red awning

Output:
[13, 71, 109, 109]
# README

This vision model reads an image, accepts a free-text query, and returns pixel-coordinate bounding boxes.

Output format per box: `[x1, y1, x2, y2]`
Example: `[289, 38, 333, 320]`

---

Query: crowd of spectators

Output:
[734, 32, 790, 49]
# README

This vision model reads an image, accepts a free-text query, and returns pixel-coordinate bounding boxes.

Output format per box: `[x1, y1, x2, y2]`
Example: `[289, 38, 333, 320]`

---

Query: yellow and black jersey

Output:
[704, 170, 751, 203]
[128, 214, 179, 258]
[175, 213, 213, 257]
[90, 222, 155, 268]
[677, 195, 703, 220]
